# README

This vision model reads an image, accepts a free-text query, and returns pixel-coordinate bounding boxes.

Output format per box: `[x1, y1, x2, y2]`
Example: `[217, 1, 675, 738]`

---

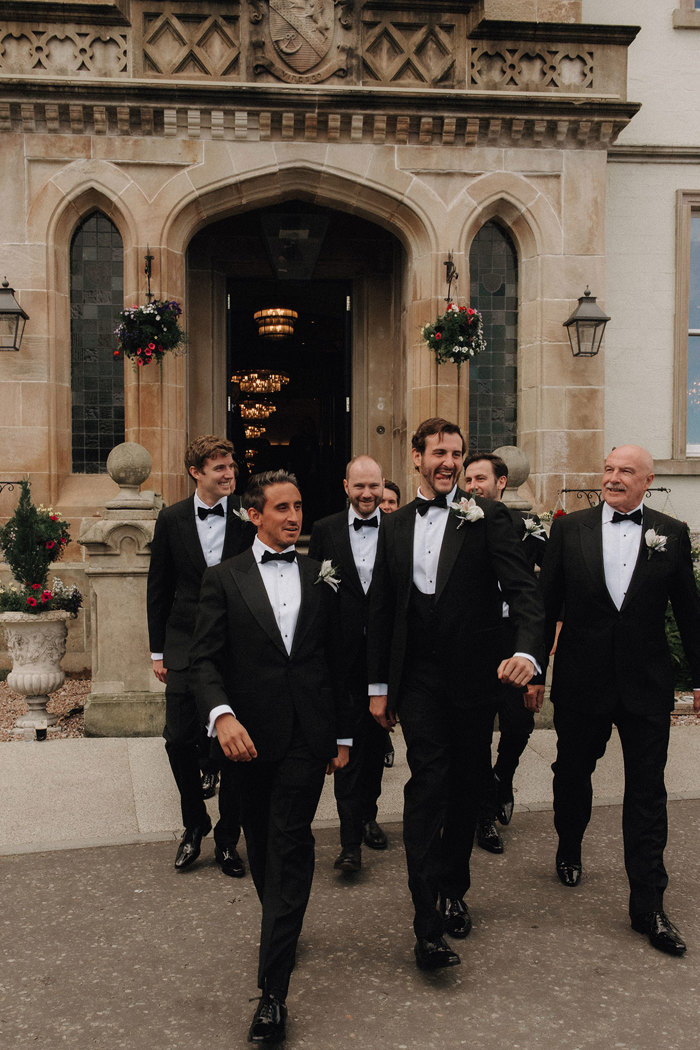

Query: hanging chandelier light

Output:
[240, 399, 277, 420]
[254, 307, 298, 339]
[244, 424, 267, 439]
[231, 369, 290, 394]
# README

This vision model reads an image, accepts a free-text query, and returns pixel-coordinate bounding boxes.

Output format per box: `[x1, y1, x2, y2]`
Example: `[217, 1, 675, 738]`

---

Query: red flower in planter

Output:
[26, 597, 37, 606]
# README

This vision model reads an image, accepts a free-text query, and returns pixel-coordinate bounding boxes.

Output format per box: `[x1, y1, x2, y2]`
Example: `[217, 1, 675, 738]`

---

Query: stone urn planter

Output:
[0, 610, 71, 729]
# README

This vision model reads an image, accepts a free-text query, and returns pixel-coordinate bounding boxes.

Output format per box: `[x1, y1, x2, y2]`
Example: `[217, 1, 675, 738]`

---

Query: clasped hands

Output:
[215, 712, 349, 773]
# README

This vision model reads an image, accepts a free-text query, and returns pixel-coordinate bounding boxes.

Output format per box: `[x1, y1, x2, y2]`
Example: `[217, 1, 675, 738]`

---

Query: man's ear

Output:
[497, 474, 507, 495]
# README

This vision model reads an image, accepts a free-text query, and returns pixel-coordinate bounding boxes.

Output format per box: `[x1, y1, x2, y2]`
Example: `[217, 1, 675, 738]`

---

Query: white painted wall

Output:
[583, 0, 700, 524]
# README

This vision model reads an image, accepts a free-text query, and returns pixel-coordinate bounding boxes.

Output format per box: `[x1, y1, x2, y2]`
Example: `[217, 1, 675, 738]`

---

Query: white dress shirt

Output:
[348, 506, 380, 593]
[412, 484, 457, 594]
[602, 499, 644, 610]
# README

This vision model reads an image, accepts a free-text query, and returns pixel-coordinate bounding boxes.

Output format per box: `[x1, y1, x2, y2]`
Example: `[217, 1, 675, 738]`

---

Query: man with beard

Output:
[540, 444, 700, 956]
[309, 455, 391, 872]
[368, 418, 544, 970]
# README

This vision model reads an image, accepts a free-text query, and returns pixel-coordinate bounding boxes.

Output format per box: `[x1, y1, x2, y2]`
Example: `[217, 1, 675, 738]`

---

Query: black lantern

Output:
[0, 278, 29, 351]
[562, 287, 610, 358]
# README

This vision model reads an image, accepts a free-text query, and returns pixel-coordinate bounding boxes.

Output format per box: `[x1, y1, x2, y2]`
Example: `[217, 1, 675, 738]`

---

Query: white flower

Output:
[645, 528, 667, 559]
[449, 496, 485, 528]
[522, 517, 546, 540]
[315, 559, 340, 592]
[231, 506, 250, 523]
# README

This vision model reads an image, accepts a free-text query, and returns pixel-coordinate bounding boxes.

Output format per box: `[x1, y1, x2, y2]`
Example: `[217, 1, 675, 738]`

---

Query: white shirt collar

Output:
[252, 535, 296, 562]
[602, 499, 645, 524]
[194, 492, 227, 512]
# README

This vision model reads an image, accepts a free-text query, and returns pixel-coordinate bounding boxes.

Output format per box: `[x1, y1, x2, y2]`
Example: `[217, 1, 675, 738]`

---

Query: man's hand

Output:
[524, 684, 545, 712]
[215, 712, 257, 762]
[370, 694, 397, 730]
[327, 744, 350, 775]
[497, 656, 534, 688]
[694, 688, 700, 714]
[152, 658, 167, 683]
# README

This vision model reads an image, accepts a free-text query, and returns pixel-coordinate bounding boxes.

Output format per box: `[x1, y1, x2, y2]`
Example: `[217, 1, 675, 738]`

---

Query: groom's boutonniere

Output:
[522, 517, 546, 540]
[645, 528, 667, 560]
[315, 559, 340, 592]
[231, 506, 250, 523]
[449, 496, 485, 528]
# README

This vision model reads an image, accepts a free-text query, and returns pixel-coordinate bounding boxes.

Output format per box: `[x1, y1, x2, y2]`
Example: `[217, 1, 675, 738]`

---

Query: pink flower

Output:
[435, 332, 442, 340]
[148, 343, 155, 350]
[31, 583, 42, 590]
[26, 597, 37, 607]
[50, 514, 58, 522]
[46, 540, 55, 550]
[137, 358, 144, 366]
[41, 590, 52, 600]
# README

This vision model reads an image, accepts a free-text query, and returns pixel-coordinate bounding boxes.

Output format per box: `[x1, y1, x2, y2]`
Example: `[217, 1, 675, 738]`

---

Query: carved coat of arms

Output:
[252, 0, 353, 84]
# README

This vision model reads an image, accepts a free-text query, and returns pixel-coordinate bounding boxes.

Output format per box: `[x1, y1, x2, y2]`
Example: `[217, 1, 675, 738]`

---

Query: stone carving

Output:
[142, 7, 240, 77]
[361, 12, 455, 87]
[0, 611, 71, 728]
[469, 46, 594, 92]
[0, 27, 128, 77]
[252, 0, 354, 84]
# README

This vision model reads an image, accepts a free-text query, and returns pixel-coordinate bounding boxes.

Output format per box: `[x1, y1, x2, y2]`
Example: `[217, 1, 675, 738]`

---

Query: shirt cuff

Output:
[514, 652, 542, 676]
[151, 653, 163, 661]
[207, 704, 235, 737]
[337, 739, 353, 747]
[368, 683, 388, 695]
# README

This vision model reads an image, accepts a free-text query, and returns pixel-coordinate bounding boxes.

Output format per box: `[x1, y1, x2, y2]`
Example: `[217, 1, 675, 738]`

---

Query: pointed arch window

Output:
[70, 212, 125, 473]
[468, 221, 518, 455]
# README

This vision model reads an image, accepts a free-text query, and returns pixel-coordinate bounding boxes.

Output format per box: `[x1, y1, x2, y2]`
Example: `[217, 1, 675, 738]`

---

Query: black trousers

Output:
[479, 683, 534, 821]
[163, 670, 240, 846]
[334, 702, 388, 849]
[552, 700, 670, 917]
[233, 725, 327, 1000]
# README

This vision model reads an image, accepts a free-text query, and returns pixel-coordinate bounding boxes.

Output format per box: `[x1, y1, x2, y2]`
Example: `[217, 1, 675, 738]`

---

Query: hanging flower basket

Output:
[114, 298, 185, 368]
[421, 302, 487, 367]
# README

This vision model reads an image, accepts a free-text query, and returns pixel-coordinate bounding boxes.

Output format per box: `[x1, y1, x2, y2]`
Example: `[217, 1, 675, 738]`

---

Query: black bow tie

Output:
[353, 516, 379, 530]
[261, 550, 296, 564]
[197, 503, 225, 520]
[611, 509, 643, 525]
[416, 495, 448, 516]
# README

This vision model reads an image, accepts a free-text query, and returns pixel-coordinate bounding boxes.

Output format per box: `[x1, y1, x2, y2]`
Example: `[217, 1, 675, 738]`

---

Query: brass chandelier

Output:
[231, 369, 290, 394]
[253, 307, 298, 339]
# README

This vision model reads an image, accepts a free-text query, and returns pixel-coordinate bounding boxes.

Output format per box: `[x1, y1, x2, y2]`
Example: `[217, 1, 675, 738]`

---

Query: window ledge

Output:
[653, 458, 700, 475]
[673, 10, 700, 28]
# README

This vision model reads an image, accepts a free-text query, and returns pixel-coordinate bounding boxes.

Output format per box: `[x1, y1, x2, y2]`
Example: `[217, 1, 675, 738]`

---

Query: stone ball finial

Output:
[107, 442, 152, 489]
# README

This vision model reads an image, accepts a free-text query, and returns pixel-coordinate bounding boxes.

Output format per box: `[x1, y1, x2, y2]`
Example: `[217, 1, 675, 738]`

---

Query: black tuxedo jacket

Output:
[507, 507, 547, 571]
[367, 490, 545, 712]
[540, 503, 700, 715]
[189, 549, 353, 763]
[147, 493, 254, 670]
[308, 509, 379, 697]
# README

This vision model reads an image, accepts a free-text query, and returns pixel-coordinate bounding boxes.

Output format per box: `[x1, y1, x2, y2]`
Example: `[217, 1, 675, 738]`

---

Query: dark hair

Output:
[411, 417, 465, 456]
[185, 435, 235, 476]
[463, 452, 509, 482]
[243, 470, 299, 513]
[383, 480, 401, 505]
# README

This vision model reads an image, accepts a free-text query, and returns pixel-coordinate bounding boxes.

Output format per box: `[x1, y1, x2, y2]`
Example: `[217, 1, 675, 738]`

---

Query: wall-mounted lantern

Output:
[563, 287, 610, 357]
[0, 278, 29, 351]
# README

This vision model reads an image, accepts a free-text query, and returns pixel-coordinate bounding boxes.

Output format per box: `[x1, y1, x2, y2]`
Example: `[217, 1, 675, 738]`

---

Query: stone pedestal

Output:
[494, 445, 533, 511]
[78, 443, 165, 736]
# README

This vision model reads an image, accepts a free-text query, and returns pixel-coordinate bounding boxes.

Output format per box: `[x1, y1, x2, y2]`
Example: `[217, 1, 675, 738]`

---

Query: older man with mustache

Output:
[540, 445, 700, 956]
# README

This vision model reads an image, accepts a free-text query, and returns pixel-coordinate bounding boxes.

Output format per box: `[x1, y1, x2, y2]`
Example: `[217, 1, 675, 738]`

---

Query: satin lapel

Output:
[222, 494, 243, 561]
[435, 488, 468, 601]
[394, 501, 418, 588]
[290, 556, 319, 656]
[332, 516, 364, 598]
[229, 551, 287, 657]
[620, 507, 656, 611]
[578, 504, 616, 609]
[176, 497, 207, 574]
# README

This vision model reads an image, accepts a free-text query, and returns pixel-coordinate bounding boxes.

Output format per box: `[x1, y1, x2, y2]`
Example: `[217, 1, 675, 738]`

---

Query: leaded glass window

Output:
[70, 212, 124, 473]
[467, 221, 518, 455]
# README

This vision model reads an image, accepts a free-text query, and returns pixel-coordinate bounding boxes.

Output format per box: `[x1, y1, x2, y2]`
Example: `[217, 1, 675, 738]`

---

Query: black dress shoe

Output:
[215, 845, 246, 878]
[333, 847, 362, 873]
[555, 856, 582, 887]
[248, 992, 287, 1044]
[630, 910, 687, 956]
[362, 820, 388, 850]
[476, 820, 504, 854]
[174, 817, 212, 870]
[201, 770, 219, 799]
[495, 775, 514, 825]
[441, 897, 472, 939]
[414, 936, 461, 971]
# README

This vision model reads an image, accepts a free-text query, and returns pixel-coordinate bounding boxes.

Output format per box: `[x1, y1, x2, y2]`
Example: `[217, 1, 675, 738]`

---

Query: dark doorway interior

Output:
[227, 278, 350, 530]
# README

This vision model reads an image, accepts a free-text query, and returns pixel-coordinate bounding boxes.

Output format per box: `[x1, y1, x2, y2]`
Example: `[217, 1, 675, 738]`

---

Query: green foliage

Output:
[421, 303, 487, 367]
[114, 298, 184, 367]
[0, 481, 81, 616]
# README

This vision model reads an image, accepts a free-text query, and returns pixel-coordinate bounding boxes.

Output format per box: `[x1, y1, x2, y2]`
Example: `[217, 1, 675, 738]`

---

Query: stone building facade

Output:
[3, 0, 685, 670]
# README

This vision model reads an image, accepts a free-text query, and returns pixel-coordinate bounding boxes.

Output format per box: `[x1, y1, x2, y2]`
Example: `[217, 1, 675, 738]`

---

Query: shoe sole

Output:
[414, 953, 461, 970]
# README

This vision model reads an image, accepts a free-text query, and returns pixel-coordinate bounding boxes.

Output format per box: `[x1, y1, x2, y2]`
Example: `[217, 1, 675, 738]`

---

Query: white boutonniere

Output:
[231, 506, 250, 523]
[522, 517, 546, 540]
[645, 528, 667, 560]
[449, 496, 485, 528]
[315, 559, 340, 592]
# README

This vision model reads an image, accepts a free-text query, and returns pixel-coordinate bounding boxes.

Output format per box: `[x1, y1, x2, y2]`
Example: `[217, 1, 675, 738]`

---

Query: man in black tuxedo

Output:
[541, 444, 700, 956]
[190, 470, 352, 1044]
[147, 435, 254, 875]
[368, 418, 544, 971]
[309, 454, 390, 873]
[464, 452, 547, 854]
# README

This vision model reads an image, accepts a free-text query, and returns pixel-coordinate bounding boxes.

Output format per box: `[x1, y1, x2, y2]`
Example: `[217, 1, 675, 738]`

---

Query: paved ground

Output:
[2, 801, 699, 1050]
